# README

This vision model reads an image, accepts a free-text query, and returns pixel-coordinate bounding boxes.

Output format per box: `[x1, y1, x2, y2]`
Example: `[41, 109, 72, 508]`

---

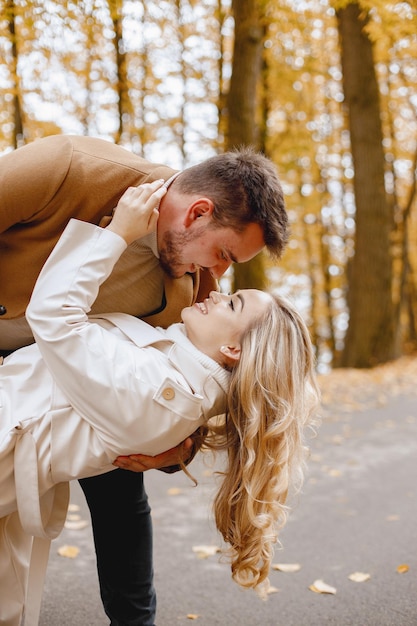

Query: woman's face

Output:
[181, 289, 273, 365]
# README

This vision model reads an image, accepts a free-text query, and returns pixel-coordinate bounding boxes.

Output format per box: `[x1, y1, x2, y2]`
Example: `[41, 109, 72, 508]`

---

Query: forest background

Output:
[1, 0, 416, 373]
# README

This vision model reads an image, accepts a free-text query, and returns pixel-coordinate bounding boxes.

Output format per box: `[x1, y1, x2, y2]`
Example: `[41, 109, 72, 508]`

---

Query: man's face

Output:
[158, 220, 265, 279]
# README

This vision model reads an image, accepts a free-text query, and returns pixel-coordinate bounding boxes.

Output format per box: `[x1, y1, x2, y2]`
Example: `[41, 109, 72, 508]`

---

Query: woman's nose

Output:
[209, 291, 221, 303]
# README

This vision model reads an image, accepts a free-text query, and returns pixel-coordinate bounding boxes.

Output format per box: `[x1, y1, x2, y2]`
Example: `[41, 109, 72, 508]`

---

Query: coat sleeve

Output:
[26, 220, 203, 456]
[0, 135, 178, 320]
[0, 136, 73, 233]
[0, 135, 176, 234]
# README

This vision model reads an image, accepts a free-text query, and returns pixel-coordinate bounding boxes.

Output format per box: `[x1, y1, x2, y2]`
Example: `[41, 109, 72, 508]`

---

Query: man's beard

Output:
[159, 224, 207, 278]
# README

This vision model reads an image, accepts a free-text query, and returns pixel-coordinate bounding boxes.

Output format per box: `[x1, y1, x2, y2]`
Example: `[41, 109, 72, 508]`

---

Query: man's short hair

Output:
[175, 147, 289, 259]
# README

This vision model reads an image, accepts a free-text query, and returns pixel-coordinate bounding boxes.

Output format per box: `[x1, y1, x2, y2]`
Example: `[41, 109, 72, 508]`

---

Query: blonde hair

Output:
[192, 294, 320, 596]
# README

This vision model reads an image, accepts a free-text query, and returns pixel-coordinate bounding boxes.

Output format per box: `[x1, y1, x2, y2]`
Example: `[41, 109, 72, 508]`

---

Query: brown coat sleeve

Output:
[0, 135, 176, 319]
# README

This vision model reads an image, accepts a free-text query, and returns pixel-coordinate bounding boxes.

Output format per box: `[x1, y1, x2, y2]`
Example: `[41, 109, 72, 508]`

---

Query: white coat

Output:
[0, 220, 229, 625]
[1, 218, 230, 522]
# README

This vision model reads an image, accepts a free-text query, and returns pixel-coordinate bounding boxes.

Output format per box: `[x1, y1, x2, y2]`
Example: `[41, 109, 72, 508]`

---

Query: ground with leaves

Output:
[41, 356, 417, 625]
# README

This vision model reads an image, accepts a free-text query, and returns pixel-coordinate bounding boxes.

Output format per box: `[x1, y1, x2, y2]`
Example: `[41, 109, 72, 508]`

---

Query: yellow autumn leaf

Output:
[328, 468, 342, 477]
[64, 519, 89, 530]
[397, 564, 409, 574]
[186, 614, 200, 620]
[272, 563, 302, 573]
[167, 487, 182, 496]
[57, 545, 80, 559]
[192, 545, 221, 559]
[309, 579, 337, 594]
[348, 572, 371, 582]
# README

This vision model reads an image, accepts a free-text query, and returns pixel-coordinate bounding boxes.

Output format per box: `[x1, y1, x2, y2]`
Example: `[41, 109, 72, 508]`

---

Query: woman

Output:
[0, 182, 319, 622]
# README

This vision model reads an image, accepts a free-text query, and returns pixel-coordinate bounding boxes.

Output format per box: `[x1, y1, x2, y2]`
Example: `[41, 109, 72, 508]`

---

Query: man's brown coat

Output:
[0, 134, 216, 328]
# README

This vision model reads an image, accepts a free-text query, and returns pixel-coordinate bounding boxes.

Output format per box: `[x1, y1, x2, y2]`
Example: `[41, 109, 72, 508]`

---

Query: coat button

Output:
[162, 387, 175, 400]
[0, 305, 6, 316]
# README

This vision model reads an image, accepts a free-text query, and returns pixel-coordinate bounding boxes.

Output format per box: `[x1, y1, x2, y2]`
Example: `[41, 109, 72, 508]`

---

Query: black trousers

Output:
[79, 470, 156, 626]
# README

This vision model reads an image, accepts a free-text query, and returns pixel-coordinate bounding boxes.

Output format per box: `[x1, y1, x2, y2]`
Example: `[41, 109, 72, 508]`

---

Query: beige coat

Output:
[0, 219, 229, 524]
[0, 135, 215, 624]
[0, 220, 229, 625]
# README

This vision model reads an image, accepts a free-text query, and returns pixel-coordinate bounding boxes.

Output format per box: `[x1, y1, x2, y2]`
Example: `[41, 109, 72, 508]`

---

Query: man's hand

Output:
[113, 437, 195, 473]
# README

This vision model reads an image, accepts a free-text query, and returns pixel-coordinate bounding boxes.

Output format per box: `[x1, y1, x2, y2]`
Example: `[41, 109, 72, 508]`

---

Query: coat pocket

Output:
[154, 378, 203, 420]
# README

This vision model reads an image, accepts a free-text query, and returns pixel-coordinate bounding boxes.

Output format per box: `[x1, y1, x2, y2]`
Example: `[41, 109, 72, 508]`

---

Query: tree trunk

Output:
[6, 0, 24, 147]
[337, 2, 396, 368]
[226, 0, 265, 290]
[109, 0, 131, 144]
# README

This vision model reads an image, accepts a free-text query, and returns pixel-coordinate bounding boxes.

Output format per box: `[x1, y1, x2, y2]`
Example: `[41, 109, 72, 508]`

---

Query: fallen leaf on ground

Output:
[167, 487, 182, 496]
[318, 356, 417, 411]
[309, 579, 337, 594]
[57, 545, 80, 558]
[272, 563, 301, 573]
[192, 545, 221, 559]
[348, 572, 371, 582]
[186, 614, 200, 620]
[64, 520, 89, 530]
[397, 564, 409, 574]
[328, 468, 342, 477]
[310, 453, 323, 463]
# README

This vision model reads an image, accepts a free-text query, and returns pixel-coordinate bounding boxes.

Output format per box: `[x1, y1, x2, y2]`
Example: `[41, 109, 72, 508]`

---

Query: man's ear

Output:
[219, 344, 241, 368]
[184, 198, 215, 227]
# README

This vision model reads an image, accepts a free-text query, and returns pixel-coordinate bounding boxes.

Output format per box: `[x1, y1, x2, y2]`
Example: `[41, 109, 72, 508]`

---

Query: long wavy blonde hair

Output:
[191, 294, 320, 596]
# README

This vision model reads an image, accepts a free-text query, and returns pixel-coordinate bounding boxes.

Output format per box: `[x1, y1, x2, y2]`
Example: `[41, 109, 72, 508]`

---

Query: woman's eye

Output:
[229, 299, 235, 311]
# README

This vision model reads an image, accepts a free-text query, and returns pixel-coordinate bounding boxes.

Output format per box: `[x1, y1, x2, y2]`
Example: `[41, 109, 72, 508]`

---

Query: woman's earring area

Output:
[219, 346, 232, 371]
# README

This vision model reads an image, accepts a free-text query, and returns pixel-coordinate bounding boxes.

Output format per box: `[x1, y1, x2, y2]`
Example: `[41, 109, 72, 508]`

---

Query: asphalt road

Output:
[39, 364, 417, 626]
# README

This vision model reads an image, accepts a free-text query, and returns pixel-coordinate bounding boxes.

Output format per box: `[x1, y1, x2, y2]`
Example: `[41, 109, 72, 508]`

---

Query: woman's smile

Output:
[194, 301, 208, 314]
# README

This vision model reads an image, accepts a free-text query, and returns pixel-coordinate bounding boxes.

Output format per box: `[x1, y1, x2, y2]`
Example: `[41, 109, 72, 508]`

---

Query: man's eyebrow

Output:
[237, 293, 244, 310]
[226, 249, 238, 263]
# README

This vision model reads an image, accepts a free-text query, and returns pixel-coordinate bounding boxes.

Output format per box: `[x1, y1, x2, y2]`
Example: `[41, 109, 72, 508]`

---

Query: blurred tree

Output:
[263, 1, 347, 368]
[1, 0, 416, 368]
[215, 0, 232, 150]
[371, 0, 417, 353]
[336, 1, 396, 367]
[3, 0, 24, 148]
[226, 0, 267, 290]
[109, 0, 132, 144]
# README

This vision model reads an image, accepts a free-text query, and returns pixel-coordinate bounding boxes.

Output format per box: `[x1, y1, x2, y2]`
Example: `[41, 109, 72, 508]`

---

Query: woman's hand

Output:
[106, 180, 166, 245]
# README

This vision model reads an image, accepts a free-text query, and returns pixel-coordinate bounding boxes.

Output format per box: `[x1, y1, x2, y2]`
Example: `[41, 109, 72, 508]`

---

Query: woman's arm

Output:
[27, 181, 164, 341]
[25, 183, 204, 456]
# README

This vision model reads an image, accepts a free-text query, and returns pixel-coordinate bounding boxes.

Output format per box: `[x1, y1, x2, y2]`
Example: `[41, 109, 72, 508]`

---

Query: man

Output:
[0, 134, 288, 626]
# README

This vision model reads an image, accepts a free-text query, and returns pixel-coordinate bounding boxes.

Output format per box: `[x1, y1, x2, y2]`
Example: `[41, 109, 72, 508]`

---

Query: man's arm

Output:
[113, 437, 195, 472]
[0, 136, 73, 233]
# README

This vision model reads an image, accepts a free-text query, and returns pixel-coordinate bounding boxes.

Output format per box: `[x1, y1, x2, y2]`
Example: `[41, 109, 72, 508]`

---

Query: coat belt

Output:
[14, 424, 69, 539]
[13, 424, 70, 625]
